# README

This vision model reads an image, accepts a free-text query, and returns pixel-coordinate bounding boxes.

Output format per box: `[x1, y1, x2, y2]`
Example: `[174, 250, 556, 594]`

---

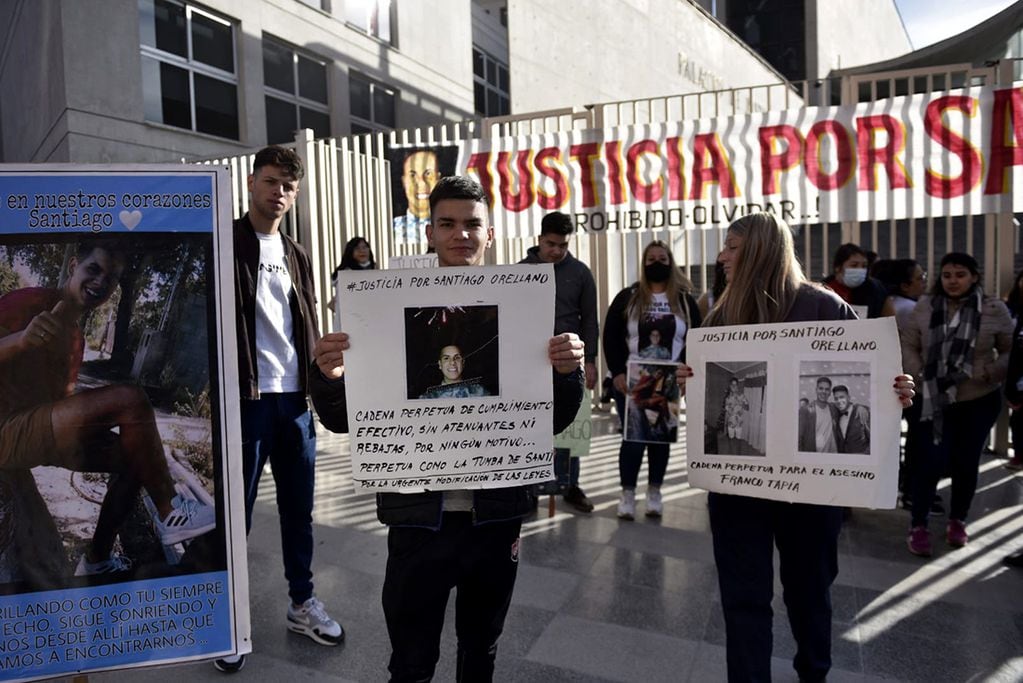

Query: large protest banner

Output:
[336, 264, 557, 491]
[685, 317, 902, 508]
[454, 83, 1023, 237]
[0, 167, 247, 681]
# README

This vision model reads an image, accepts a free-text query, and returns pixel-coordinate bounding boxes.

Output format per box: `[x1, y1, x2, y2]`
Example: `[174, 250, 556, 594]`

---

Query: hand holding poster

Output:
[685, 317, 902, 508]
[336, 264, 557, 491]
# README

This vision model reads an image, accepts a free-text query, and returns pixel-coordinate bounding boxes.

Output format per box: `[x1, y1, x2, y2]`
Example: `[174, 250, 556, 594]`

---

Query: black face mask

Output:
[644, 261, 672, 284]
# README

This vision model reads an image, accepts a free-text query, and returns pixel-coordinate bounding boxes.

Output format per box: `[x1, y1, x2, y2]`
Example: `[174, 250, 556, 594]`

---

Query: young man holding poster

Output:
[310, 176, 584, 682]
[217, 146, 343, 673]
[519, 211, 599, 512]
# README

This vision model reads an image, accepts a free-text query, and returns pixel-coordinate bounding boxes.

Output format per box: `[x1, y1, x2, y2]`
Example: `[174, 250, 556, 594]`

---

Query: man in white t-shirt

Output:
[215, 146, 343, 673]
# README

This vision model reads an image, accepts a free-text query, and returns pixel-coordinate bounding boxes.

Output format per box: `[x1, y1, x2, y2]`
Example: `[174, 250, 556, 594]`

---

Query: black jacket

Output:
[310, 367, 584, 528]
[234, 214, 320, 399]
[602, 285, 701, 377]
[519, 247, 600, 363]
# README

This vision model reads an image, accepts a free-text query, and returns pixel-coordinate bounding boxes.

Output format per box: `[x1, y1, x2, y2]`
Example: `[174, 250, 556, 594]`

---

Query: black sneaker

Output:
[1003, 551, 1023, 568]
[563, 486, 594, 513]
[214, 654, 246, 673]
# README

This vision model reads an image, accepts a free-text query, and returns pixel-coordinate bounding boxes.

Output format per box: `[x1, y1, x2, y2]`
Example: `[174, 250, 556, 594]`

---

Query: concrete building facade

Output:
[0, 0, 910, 164]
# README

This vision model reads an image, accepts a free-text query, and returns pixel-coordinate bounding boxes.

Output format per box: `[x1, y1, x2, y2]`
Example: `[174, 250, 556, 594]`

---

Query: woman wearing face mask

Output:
[673, 213, 914, 682]
[902, 252, 1013, 556]
[603, 240, 700, 519]
[823, 243, 894, 319]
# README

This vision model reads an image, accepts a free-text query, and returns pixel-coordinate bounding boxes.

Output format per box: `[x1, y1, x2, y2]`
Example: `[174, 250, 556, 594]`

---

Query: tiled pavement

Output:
[96, 413, 1023, 682]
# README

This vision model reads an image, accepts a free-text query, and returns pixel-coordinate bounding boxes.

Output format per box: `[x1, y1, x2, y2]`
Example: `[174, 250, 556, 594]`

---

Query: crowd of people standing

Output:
[210, 153, 1022, 682]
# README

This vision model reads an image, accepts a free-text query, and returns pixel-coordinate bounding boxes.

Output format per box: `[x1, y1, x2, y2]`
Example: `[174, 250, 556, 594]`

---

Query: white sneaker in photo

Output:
[154, 494, 216, 545]
[74, 551, 132, 576]
[646, 488, 663, 517]
[286, 597, 345, 646]
[617, 489, 636, 520]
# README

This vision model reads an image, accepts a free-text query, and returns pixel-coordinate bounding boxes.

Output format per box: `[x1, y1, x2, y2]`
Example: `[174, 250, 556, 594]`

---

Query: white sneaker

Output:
[617, 489, 636, 520]
[75, 551, 132, 576]
[646, 487, 663, 517]
[287, 597, 345, 646]
[153, 495, 216, 545]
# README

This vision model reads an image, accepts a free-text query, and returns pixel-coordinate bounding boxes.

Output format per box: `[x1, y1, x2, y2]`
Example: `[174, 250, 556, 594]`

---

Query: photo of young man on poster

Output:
[0, 236, 221, 592]
[404, 304, 499, 400]
[388, 146, 458, 244]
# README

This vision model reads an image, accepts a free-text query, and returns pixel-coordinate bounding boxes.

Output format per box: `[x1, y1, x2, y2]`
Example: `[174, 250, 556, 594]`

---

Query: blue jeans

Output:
[241, 392, 317, 605]
[709, 493, 842, 683]
[911, 389, 1001, 527]
[614, 390, 669, 488]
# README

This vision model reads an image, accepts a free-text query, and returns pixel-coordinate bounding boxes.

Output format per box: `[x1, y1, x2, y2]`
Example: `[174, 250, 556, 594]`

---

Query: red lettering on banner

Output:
[496, 150, 535, 212]
[689, 133, 738, 199]
[759, 125, 803, 195]
[569, 143, 600, 208]
[464, 152, 495, 206]
[626, 139, 664, 203]
[856, 115, 911, 190]
[925, 95, 982, 198]
[666, 136, 686, 201]
[806, 120, 854, 190]
[605, 140, 626, 205]
[984, 88, 1023, 195]
[535, 147, 569, 209]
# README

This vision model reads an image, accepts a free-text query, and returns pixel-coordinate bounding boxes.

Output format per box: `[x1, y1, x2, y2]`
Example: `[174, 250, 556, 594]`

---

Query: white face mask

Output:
[841, 267, 867, 288]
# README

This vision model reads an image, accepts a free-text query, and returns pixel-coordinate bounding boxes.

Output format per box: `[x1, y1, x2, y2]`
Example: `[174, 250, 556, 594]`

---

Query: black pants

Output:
[708, 493, 843, 683]
[382, 513, 522, 682]
[911, 390, 1001, 526]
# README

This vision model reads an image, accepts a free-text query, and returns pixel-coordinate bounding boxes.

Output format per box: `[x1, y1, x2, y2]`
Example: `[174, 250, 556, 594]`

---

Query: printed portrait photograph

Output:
[0, 234, 225, 596]
[797, 360, 872, 455]
[387, 145, 459, 244]
[404, 304, 500, 400]
[704, 361, 767, 456]
[624, 360, 681, 444]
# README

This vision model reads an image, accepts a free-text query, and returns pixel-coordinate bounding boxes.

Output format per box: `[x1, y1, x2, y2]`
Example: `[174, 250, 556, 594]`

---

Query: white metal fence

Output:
[191, 61, 1022, 344]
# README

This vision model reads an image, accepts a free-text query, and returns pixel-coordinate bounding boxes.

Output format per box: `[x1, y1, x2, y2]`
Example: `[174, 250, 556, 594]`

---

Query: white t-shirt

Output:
[255, 232, 300, 393]
[626, 292, 689, 361]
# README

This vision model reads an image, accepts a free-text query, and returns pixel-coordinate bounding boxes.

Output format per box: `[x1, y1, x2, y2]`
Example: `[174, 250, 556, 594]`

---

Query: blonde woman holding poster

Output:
[603, 240, 700, 519]
[675, 213, 914, 683]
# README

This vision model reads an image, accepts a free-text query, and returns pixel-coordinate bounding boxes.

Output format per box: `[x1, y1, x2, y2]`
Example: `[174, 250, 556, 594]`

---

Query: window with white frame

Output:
[345, 0, 394, 44]
[349, 71, 396, 135]
[139, 0, 239, 139]
[472, 47, 509, 117]
[263, 36, 331, 144]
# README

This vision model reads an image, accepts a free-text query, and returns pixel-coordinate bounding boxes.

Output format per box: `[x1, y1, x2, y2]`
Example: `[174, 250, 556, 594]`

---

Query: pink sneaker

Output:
[1006, 456, 1023, 471]
[946, 519, 968, 547]
[907, 526, 932, 557]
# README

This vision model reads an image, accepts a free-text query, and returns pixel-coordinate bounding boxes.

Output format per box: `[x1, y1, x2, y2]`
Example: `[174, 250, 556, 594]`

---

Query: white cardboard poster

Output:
[387, 253, 438, 270]
[685, 317, 902, 508]
[336, 264, 557, 492]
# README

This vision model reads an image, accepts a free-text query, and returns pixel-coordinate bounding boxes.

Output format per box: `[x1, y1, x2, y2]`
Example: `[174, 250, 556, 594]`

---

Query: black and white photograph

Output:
[704, 361, 767, 456]
[797, 360, 872, 455]
[404, 304, 499, 400]
[624, 360, 680, 444]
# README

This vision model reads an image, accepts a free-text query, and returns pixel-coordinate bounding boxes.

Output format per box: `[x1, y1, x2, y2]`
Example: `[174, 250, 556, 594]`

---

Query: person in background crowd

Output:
[674, 212, 914, 683]
[328, 237, 376, 313]
[823, 243, 894, 319]
[603, 240, 700, 520]
[901, 252, 1012, 557]
[697, 260, 727, 319]
[874, 258, 931, 508]
[1003, 269, 1023, 472]
[520, 211, 600, 513]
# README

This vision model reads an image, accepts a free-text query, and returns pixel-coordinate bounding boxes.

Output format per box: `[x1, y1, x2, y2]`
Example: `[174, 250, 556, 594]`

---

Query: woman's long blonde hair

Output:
[704, 213, 805, 327]
[626, 240, 694, 323]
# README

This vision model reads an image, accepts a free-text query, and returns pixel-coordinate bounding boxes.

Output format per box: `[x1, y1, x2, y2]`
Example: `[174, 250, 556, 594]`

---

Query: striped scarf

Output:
[920, 287, 983, 444]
